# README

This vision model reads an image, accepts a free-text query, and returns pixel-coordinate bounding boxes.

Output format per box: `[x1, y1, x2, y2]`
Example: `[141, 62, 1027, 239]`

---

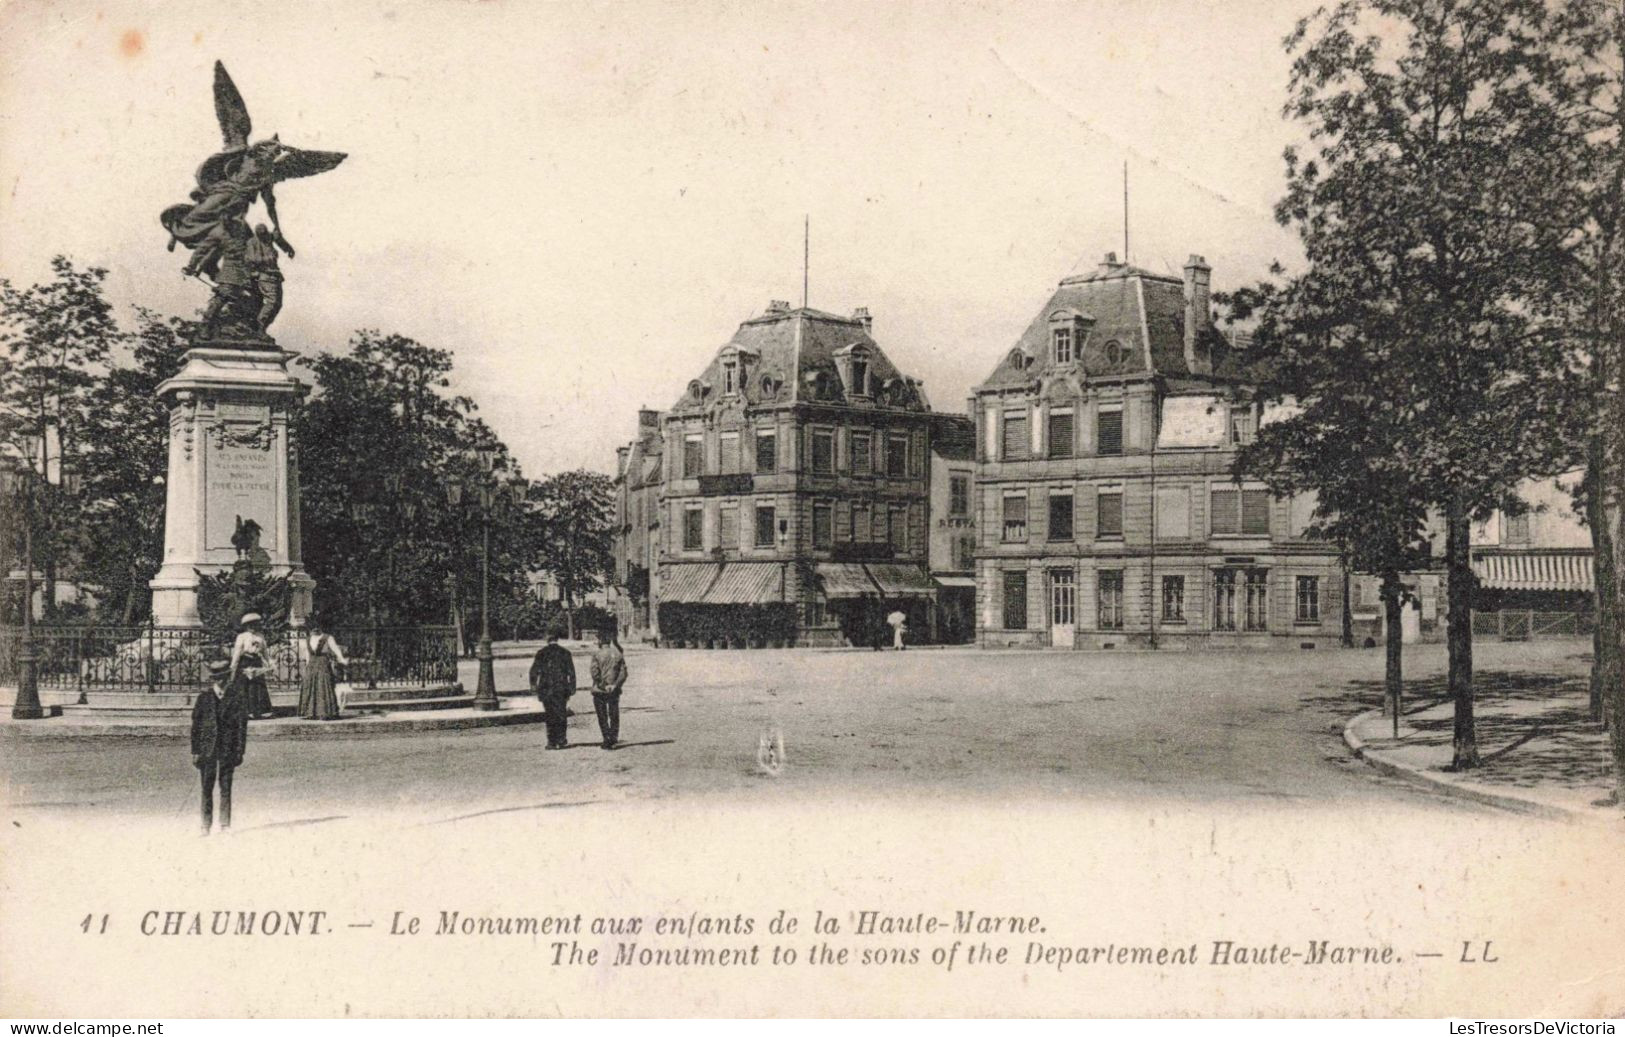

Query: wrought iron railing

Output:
[0, 623, 457, 693]
[331, 626, 458, 689]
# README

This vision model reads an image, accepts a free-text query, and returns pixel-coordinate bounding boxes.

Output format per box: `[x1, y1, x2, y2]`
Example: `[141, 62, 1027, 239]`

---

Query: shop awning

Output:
[866, 563, 937, 597]
[661, 563, 722, 603]
[1472, 550, 1593, 592]
[816, 563, 880, 599]
[704, 562, 784, 604]
[933, 575, 976, 589]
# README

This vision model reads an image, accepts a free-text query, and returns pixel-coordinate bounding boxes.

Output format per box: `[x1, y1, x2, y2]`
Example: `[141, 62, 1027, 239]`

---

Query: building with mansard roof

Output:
[971, 252, 1345, 649]
[651, 300, 964, 647]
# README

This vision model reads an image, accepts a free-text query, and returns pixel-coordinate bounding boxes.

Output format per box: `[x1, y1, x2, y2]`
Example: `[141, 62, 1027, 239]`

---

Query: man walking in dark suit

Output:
[191, 658, 247, 835]
[529, 624, 576, 750]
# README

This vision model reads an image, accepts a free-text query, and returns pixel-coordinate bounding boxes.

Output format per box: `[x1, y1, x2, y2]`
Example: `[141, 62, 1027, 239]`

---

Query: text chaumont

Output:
[140, 910, 327, 936]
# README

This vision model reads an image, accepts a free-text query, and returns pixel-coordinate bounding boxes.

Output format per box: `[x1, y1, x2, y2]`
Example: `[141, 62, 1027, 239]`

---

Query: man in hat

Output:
[588, 623, 628, 750]
[191, 658, 247, 835]
[529, 623, 576, 749]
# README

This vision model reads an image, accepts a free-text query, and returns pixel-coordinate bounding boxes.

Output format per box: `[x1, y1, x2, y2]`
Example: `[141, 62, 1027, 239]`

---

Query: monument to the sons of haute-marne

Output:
[147, 61, 346, 627]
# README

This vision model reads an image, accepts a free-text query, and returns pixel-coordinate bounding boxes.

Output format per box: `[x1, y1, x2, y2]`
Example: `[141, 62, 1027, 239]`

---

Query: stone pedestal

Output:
[149, 346, 314, 627]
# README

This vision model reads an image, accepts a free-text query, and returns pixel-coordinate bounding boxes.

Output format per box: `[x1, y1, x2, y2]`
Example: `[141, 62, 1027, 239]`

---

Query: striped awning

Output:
[1472, 551, 1593, 592]
[704, 563, 784, 604]
[933, 575, 976, 588]
[661, 563, 722, 603]
[816, 563, 880, 599]
[866, 563, 936, 597]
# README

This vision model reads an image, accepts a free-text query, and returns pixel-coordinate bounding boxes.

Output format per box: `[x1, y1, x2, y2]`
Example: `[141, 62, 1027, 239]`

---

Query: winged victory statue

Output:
[160, 61, 346, 343]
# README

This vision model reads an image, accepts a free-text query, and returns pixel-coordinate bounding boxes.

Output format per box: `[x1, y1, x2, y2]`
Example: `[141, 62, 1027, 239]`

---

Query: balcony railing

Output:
[697, 473, 754, 495]
[830, 542, 896, 562]
[0, 623, 458, 693]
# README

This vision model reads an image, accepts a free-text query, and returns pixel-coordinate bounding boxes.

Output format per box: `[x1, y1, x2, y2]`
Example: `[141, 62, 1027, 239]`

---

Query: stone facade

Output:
[927, 412, 977, 643]
[972, 253, 1345, 650]
[609, 408, 665, 642]
[654, 303, 943, 647]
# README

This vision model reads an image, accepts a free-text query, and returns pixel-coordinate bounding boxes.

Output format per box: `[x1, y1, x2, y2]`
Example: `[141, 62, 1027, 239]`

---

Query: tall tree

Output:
[1281, 0, 1589, 768]
[74, 310, 194, 623]
[295, 331, 536, 632]
[531, 469, 615, 639]
[1225, 279, 1437, 732]
[0, 258, 123, 618]
[1547, 0, 1625, 795]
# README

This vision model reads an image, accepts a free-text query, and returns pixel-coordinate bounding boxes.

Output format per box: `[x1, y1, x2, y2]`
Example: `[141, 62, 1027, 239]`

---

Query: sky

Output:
[0, 0, 1317, 478]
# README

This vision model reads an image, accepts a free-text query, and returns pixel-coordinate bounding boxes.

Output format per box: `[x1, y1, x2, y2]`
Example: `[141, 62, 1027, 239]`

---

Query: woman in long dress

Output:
[298, 621, 347, 721]
[230, 613, 275, 719]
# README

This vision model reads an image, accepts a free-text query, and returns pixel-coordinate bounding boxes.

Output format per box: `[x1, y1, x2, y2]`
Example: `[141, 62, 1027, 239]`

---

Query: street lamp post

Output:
[9, 431, 47, 720]
[451, 452, 525, 712]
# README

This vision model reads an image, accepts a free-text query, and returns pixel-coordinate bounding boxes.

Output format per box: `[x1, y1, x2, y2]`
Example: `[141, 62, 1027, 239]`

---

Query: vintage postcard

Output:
[1, 0, 1622, 1020]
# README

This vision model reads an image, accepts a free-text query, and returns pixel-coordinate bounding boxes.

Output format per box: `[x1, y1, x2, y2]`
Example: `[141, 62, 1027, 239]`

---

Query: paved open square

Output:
[4, 640, 1584, 828]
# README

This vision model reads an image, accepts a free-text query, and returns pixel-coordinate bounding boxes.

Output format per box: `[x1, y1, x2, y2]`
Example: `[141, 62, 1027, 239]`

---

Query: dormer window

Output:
[715, 346, 756, 398]
[834, 343, 873, 398]
[1046, 308, 1094, 367]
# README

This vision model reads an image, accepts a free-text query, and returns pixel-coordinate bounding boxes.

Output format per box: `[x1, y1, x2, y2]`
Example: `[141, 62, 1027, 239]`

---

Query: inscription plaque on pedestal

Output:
[205, 439, 280, 552]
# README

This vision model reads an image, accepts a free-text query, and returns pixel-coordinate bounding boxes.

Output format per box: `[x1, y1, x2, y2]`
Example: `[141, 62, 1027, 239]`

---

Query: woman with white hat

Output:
[230, 612, 275, 719]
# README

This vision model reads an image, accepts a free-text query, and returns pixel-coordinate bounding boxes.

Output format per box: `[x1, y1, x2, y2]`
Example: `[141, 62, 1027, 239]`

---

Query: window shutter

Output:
[1002, 412, 1028, 459]
[1097, 490, 1123, 537]
[1241, 490, 1271, 535]
[1211, 489, 1239, 535]
[719, 504, 739, 549]
[1048, 410, 1074, 458]
[1097, 410, 1123, 455]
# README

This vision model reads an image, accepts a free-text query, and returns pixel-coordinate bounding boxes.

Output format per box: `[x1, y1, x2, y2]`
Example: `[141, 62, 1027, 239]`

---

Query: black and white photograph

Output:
[0, 0, 1621, 1022]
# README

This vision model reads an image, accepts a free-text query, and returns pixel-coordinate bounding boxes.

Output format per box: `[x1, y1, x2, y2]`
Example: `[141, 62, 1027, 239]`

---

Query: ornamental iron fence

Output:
[0, 623, 457, 693]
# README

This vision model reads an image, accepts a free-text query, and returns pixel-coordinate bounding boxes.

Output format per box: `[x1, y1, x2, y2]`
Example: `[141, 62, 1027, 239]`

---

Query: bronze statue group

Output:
[160, 61, 345, 343]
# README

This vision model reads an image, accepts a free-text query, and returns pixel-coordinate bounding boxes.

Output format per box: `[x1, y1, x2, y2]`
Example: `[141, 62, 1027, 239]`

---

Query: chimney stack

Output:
[616, 445, 630, 478]
[767, 299, 790, 314]
[637, 408, 661, 432]
[1182, 253, 1213, 375]
[852, 306, 872, 333]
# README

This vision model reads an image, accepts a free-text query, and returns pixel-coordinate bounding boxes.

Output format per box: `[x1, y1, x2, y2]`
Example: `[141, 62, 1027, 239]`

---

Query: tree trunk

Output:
[1341, 556, 1354, 649]
[1382, 572, 1404, 739]
[43, 556, 58, 621]
[1445, 505, 1479, 769]
[120, 564, 140, 626]
[450, 592, 465, 658]
[1587, 440, 1620, 727]
[1606, 383, 1625, 805]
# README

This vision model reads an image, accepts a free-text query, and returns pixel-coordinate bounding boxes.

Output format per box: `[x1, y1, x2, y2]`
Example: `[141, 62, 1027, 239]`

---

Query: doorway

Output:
[1049, 569, 1076, 648]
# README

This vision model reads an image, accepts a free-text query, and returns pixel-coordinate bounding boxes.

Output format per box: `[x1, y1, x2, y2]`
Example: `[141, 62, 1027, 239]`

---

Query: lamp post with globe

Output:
[448, 452, 527, 711]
